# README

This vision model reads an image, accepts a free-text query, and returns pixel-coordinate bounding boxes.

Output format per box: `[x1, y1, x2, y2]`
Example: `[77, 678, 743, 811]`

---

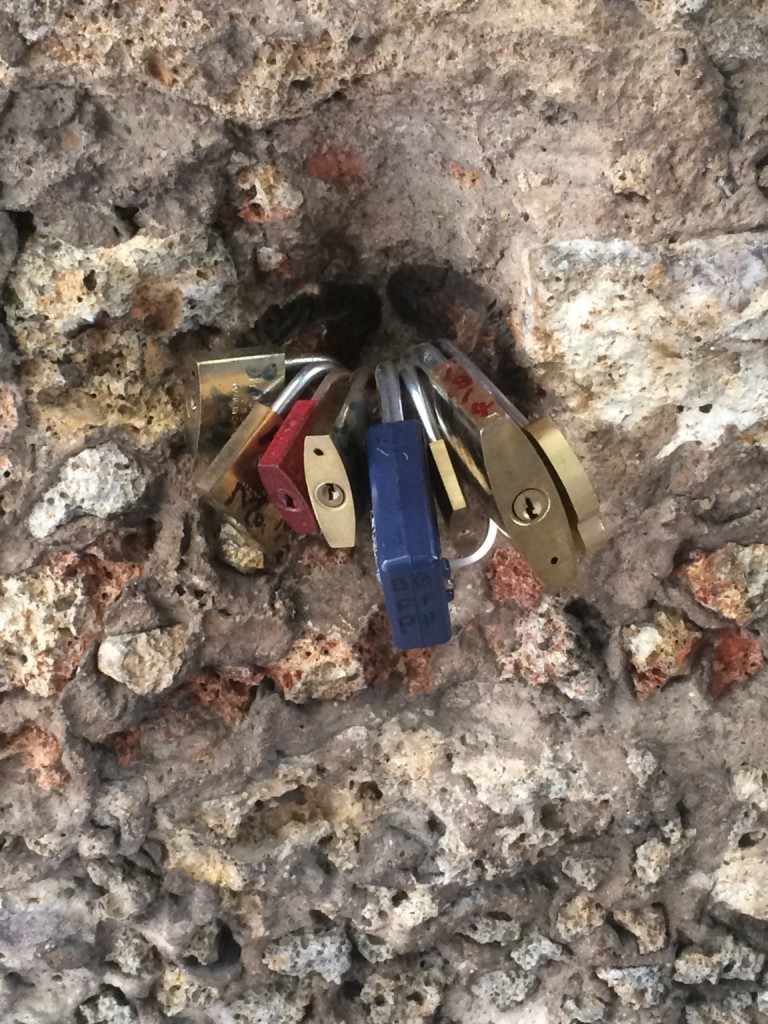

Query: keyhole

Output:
[280, 491, 297, 509]
[511, 488, 550, 525]
[315, 482, 346, 508]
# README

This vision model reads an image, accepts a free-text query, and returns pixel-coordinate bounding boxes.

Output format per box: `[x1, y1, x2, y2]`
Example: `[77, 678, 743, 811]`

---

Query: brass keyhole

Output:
[511, 488, 550, 525]
[316, 482, 346, 508]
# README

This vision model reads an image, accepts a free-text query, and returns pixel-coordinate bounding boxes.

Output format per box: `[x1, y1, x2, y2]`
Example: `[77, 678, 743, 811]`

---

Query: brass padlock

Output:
[195, 359, 340, 555]
[413, 340, 605, 587]
[185, 352, 340, 457]
[399, 363, 486, 557]
[303, 368, 372, 549]
[184, 349, 285, 457]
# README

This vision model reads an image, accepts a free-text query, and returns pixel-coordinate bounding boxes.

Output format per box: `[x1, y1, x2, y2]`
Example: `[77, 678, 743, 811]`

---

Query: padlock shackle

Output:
[399, 364, 440, 444]
[375, 362, 403, 423]
[272, 360, 338, 415]
[285, 355, 344, 372]
[434, 339, 528, 427]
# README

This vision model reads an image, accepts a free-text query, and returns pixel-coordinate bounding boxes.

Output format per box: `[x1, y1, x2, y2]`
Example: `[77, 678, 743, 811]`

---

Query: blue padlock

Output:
[367, 362, 453, 650]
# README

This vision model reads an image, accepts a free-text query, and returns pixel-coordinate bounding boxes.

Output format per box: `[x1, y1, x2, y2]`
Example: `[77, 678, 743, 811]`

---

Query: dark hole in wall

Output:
[249, 281, 382, 365]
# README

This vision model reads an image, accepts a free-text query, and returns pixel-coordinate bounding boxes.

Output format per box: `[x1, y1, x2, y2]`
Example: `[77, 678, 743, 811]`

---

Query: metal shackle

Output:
[434, 339, 528, 427]
[285, 355, 344, 372]
[374, 362, 404, 423]
[399, 364, 442, 445]
[272, 359, 340, 416]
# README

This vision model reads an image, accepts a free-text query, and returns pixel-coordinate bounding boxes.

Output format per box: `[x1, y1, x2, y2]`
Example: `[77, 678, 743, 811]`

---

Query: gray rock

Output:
[97, 625, 187, 695]
[28, 443, 146, 538]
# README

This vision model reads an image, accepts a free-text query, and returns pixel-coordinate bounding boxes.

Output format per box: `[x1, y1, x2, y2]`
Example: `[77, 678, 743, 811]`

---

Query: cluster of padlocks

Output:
[185, 340, 605, 650]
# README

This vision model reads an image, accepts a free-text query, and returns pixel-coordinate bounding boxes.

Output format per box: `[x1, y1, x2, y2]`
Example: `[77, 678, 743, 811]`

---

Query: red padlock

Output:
[258, 369, 352, 534]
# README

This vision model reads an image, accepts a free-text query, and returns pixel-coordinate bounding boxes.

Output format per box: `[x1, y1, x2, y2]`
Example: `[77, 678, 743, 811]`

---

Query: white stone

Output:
[97, 626, 187, 695]
[470, 968, 537, 1009]
[28, 443, 146, 539]
[714, 849, 768, 920]
[518, 233, 768, 459]
[227, 986, 310, 1024]
[7, 231, 238, 357]
[595, 966, 666, 1008]
[626, 747, 659, 786]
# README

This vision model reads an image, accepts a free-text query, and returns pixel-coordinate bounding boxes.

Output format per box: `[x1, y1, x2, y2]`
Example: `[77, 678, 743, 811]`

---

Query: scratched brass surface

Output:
[525, 418, 606, 554]
[195, 402, 289, 554]
[480, 418, 580, 586]
[185, 350, 286, 456]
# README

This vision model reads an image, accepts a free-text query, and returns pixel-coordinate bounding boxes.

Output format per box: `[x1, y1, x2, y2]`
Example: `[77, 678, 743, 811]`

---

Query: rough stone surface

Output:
[623, 609, 703, 698]
[678, 544, 768, 624]
[710, 625, 765, 698]
[1, 0, 768, 1021]
[27, 443, 146, 539]
[519, 233, 768, 459]
[97, 625, 187, 695]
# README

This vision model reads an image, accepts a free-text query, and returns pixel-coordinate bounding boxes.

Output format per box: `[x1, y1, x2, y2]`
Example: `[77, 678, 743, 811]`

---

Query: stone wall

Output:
[0, 0, 767, 1021]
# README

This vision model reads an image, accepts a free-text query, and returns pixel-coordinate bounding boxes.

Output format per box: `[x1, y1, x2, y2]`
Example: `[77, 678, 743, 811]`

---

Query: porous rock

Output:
[622, 609, 702, 698]
[614, 906, 668, 954]
[97, 625, 187, 695]
[519, 233, 768, 458]
[678, 545, 768, 625]
[27, 443, 146, 539]
[262, 925, 352, 983]
[266, 631, 366, 703]
[595, 965, 667, 1008]
[0, 549, 142, 696]
[3, 0, 768, 1020]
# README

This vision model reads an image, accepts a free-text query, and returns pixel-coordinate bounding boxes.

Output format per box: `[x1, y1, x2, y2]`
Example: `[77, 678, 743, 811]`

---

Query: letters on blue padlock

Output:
[367, 363, 453, 650]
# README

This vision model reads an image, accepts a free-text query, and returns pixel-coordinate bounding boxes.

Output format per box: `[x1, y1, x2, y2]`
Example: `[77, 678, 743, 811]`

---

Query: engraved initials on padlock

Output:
[185, 350, 286, 457]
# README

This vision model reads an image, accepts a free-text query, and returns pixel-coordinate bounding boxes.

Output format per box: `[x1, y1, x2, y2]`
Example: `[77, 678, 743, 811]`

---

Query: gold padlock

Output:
[399, 363, 487, 557]
[195, 360, 340, 555]
[413, 341, 605, 588]
[303, 368, 372, 549]
[185, 352, 341, 457]
[184, 349, 286, 457]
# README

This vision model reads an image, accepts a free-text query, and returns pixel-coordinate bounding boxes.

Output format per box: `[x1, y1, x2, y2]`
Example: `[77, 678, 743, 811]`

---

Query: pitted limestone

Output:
[28, 443, 146, 539]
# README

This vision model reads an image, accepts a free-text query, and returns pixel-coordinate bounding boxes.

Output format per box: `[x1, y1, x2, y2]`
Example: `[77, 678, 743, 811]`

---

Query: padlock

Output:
[195, 359, 340, 555]
[185, 349, 285, 457]
[185, 352, 340, 457]
[257, 368, 354, 535]
[399, 363, 487, 558]
[367, 361, 453, 650]
[413, 340, 604, 588]
[303, 368, 373, 549]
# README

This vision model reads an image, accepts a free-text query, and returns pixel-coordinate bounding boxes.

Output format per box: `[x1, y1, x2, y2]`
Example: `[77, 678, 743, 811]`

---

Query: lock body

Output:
[368, 419, 452, 649]
[525, 417, 607, 553]
[195, 402, 289, 554]
[304, 371, 371, 549]
[259, 373, 353, 535]
[185, 351, 286, 456]
[422, 352, 581, 587]
[400, 363, 485, 558]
